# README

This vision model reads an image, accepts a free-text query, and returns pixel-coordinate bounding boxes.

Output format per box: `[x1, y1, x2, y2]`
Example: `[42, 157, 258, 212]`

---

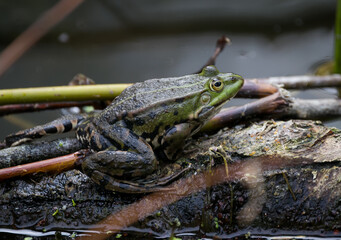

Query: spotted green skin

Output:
[76, 66, 243, 192]
[5, 66, 244, 193]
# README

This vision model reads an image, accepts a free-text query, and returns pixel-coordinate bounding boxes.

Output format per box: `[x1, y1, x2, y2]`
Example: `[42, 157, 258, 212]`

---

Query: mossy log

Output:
[0, 120, 340, 238]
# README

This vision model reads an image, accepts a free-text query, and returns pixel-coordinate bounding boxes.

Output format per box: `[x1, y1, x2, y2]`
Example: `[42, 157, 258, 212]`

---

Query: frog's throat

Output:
[195, 100, 224, 120]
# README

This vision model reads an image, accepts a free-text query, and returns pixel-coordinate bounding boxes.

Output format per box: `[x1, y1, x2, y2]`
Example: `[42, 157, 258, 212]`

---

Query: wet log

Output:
[0, 119, 340, 239]
[0, 138, 82, 168]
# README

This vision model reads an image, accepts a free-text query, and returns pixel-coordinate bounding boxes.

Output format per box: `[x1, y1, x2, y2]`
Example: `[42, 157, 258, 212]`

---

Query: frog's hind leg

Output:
[82, 150, 158, 180]
[82, 150, 189, 193]
[5, 114, 85, 147]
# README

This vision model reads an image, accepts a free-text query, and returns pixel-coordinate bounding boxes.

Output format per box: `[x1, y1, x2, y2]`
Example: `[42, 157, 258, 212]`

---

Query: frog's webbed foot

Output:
[89, 166, 190, 193]
[89, 170, 173, 193]
[140, 163, 191, 185]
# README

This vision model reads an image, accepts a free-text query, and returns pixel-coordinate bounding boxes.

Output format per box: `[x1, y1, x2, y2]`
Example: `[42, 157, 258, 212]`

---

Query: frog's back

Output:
[98, 74, 206, 120]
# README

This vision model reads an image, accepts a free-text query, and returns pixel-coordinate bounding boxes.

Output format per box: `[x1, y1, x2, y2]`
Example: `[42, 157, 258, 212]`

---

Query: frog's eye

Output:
[210, 78, 224, 92]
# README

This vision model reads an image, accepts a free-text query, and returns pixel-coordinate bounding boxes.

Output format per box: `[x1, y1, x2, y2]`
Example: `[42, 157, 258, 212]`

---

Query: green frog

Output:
[5, 66, 244, 193]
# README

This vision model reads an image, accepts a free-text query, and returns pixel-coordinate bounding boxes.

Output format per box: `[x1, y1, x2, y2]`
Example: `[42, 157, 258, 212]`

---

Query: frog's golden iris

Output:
[210, 78, 224, 92]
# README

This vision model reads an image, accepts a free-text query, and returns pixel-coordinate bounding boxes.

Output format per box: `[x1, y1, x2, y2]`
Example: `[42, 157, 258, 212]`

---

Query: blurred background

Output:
[0, 0, 337, 137]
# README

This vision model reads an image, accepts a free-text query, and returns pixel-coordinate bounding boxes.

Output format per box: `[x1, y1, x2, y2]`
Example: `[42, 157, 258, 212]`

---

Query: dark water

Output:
[1, 228, 341, 240]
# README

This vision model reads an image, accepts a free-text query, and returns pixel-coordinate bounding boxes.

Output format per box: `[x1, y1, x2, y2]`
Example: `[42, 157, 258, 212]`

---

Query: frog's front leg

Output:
[82, 126, 160, 193]
[161, 122, 197, 160]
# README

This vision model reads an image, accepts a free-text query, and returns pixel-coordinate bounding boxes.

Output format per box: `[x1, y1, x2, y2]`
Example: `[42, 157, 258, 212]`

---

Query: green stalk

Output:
[335, 0, 341, 73]
[0, 84, 131, 105]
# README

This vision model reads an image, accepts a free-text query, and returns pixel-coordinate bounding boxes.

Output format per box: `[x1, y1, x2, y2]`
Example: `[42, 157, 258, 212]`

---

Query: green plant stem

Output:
[0, 84, 131, 105]
[335, 0, 341, 73]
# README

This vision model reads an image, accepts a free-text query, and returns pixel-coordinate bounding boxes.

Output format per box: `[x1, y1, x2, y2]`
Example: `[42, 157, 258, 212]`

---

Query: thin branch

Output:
[197, 35, 231, 72]
[0, 150, 89, 182]
[236, 81, 278, 98]
[253, 74, 341, 89]
[0, 0, 84, 77]
[0, 101, 106, 116]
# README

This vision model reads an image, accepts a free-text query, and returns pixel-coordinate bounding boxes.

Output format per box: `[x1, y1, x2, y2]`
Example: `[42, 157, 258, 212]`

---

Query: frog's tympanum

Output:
[5, 66, 244, 193]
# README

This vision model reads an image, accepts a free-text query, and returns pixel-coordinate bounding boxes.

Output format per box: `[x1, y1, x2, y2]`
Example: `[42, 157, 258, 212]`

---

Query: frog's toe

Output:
[89, 169, 170, 193]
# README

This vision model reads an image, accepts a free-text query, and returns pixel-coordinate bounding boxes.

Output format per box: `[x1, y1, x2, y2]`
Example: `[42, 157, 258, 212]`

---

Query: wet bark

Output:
[0, 138, 82, 168]
[0, 120, 340, 238]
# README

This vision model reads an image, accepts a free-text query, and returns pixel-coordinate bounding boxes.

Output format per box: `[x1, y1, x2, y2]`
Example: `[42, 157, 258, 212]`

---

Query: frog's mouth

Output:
[197, 93, 235, 120]
[197, 103, 222, 120]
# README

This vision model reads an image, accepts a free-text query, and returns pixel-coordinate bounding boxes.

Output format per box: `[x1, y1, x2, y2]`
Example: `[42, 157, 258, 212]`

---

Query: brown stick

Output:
[0, 150, 89, 182]
[201, 90, 290, 133]
[0, 0, 84, 77]
[0, 101, 105, 116]
[197, 35, 231, 73]
[254, 74, 341, 89]
[237, 80, 278, 98]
